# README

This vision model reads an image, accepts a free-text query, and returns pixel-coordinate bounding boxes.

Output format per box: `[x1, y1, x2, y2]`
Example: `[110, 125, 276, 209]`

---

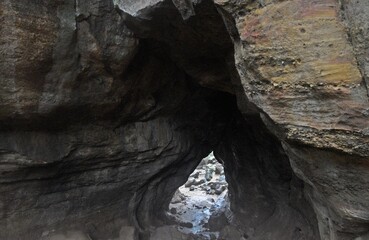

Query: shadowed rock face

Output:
[214, 111, 319, 240]
[215, 0, 369, 239]
[0, 0, 369, 240]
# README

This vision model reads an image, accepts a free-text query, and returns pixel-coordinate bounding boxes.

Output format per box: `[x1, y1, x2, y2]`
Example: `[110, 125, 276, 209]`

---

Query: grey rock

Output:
[193, 179, 206, 186]
[185, 178, 195, 188]
[119, 226, 135, 240]
[170, 208, 177, 215]
[150, 226, 191, 240]
[41, 231, 91, 240]
[214, 165, 223, 175]
[190, 171, 200, 179]
[219, 226, 243, 240]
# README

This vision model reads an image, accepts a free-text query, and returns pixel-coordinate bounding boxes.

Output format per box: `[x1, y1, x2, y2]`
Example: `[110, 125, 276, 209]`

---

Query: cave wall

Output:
[0, 1, 234, 238]
[215, 0, 369, 239]
[214, 111, 319, 240]
[1, 0, 369, 240]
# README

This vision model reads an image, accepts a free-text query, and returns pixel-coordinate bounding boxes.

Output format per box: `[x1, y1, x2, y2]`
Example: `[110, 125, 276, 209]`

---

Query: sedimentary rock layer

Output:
[0, 0, 368, 239]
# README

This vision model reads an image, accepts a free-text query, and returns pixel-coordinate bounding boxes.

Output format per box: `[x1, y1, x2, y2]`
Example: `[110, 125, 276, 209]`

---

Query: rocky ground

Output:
[166, 153, 245, 240]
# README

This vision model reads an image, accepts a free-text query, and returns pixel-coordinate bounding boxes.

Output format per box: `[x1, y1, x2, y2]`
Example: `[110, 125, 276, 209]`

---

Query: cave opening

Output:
[2, 0, 369, 239]
[168, 151, 229, 239]
[121, 1, 319, 239]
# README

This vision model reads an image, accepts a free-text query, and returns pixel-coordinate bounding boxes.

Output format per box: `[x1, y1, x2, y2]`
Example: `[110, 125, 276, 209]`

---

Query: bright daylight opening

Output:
[169, 152, 229, 239]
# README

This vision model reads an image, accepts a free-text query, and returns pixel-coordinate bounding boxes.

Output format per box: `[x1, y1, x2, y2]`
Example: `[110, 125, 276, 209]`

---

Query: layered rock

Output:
[0, 1, 235, 238]
[0, 0, 139, 127]
[1, 0, 369, 239]
[214, 111, 319, 240]
[215, 0, 369, 239]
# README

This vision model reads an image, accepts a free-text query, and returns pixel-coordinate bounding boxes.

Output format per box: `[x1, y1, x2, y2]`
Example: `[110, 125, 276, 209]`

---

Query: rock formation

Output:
[0, 0, 368, 239]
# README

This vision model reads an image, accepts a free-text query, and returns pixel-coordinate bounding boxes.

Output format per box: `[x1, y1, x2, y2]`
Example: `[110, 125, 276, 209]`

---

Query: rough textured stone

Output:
[1, 0, 369, 239]
[41, 230, 91, 240]
[215, 0, 369, 239]
[0, 2, 235, 239]
[217, 0, 369, 153]
[150, 225, 193, 240]
[341, 0, 369, 94]
[0, 0, 138, 127]
[215, 112, 319, 240]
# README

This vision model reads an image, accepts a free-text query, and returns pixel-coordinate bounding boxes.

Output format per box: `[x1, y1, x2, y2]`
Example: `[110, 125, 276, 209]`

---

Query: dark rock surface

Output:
[215, 112, 319, 240]
[1, 0, 369, 239]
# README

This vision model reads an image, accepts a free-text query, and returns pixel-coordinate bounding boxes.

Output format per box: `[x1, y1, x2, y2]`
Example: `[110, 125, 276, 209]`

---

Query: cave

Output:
[168, 152, 229, 238]
[1, 0, 369, 240]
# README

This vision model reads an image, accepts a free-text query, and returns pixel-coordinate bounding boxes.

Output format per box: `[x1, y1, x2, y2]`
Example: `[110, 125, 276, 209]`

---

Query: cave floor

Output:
[168, 154, 230, 239]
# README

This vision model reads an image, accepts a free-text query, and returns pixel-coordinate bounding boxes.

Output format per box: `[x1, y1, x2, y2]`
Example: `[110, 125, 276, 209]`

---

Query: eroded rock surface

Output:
[215, 0, 369, 239]
[1, 0, 369, 239]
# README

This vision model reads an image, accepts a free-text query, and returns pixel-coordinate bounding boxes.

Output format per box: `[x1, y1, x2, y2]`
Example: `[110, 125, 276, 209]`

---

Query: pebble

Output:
[170, 208, 177, 214]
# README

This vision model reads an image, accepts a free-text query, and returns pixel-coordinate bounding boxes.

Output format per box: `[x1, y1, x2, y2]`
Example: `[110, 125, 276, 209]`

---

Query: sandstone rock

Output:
[215, 0, 369, 239]
[1, 0, 369, 239]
